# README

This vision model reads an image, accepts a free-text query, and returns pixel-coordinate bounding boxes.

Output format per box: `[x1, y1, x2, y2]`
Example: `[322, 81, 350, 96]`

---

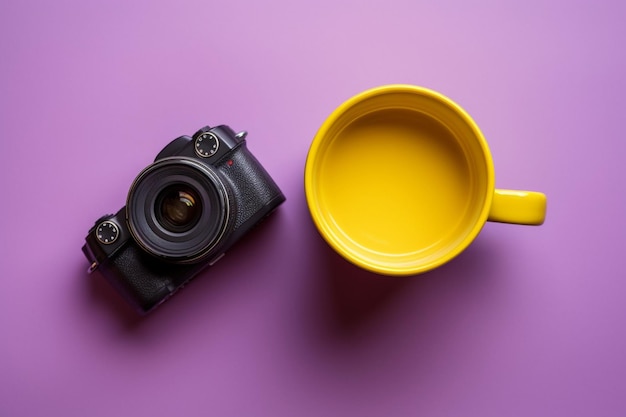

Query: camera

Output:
[82, 125, 285, 314]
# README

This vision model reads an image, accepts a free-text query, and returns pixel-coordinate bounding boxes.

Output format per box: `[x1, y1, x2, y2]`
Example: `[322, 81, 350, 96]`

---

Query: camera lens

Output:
[156, 185, 202, 232]
[126, 158, 235, 263]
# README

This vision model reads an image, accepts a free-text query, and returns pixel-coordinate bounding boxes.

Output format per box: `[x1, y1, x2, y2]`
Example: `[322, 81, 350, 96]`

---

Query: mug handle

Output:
[488, 189, 547, 225]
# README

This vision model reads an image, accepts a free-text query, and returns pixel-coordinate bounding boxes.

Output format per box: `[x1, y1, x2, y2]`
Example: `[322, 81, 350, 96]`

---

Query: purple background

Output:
[1, 1, 625, 416]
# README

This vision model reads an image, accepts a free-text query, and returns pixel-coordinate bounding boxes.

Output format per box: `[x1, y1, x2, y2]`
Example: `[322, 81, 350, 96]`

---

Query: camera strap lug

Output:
[88, 261, 99, 274]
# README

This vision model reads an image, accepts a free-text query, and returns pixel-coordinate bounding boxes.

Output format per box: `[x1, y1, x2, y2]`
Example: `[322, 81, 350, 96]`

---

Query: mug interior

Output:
[305, 86, 494, 275]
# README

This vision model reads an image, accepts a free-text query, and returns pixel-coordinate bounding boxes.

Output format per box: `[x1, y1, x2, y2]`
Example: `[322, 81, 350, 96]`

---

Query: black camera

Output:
[82, 125, 285, 314]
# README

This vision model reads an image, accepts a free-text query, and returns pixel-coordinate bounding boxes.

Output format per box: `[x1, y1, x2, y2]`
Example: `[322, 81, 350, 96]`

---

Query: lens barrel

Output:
[126, 157, 233, 263]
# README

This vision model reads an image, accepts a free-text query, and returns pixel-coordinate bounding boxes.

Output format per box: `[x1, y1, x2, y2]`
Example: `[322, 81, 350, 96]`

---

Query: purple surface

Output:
[1, 1, 625, 416]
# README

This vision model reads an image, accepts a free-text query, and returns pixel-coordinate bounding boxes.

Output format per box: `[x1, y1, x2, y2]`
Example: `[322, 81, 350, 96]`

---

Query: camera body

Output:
[82, 125, 285, 314]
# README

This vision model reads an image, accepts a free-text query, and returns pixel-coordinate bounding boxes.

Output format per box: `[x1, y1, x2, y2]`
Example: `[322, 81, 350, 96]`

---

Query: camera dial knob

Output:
[96, 220, 120, 245]
[195, 132, 219, 158]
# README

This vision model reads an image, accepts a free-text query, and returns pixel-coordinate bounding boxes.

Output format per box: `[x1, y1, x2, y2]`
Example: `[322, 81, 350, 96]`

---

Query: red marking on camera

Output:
[227, 159, 233, 167]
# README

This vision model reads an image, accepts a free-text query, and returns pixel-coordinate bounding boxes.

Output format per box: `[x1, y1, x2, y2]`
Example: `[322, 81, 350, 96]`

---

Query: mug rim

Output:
[305, 84, 496, 275]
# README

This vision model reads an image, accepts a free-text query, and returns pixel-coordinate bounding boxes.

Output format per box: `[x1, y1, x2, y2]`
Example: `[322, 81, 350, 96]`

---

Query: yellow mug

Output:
[305, 85, 547, 276]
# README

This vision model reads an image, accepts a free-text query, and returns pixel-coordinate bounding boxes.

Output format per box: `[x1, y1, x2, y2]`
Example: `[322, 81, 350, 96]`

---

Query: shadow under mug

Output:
[305, 85, 547, 276]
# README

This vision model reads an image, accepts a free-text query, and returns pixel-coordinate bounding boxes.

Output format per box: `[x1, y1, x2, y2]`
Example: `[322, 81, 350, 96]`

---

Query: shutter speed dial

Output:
[96, 220, 119, 245]
[194, 132, 219, 158]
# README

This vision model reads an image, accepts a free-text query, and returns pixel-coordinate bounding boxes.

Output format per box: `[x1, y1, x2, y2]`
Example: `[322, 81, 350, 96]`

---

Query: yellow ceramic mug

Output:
[305, 85, 546, 275]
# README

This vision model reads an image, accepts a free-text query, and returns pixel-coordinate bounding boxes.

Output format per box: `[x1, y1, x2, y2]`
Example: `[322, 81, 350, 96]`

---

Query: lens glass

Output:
[157, 185, 202, 232]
